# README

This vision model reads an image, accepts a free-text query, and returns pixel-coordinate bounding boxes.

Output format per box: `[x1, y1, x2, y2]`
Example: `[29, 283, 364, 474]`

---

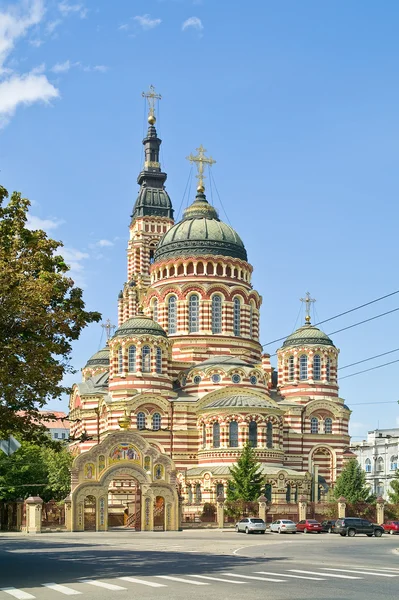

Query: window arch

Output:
[313, 355, 321, 380]
[324, 417, 333, 434]
[365, 458, 372, 473]
[152, 299, 158, 322]
[310, 417, 319, 433]
[188, 294, 199, 333]
[233, 297, 241, 336]
[216, 483, 224, 497]
[142, 345, 151, 373]
[156, 347, 162, 374]
[377, 456, 384, 472]
[152, 413, 161, 431]
[266, 422, 273, 448]
[213, 422, 220, 448]
[168, 295, 177, 334]
[118, 347, 123, 373]
[137, 412, 146, 430]
[249, 421, 257, 447]
[326, 357, 331, 381]
[299, 354, 308, 380]
[128, 345, 136, 372]
[390, 455, 398, 471]
[229, 421, 238, 447]
[288, 356, 295, 381]
[211, 294, 222, 334]
[195, 483, 202, 503]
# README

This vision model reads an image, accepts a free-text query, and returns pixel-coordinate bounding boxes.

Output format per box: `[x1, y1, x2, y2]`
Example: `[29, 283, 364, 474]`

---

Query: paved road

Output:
[0, 530, 398, 600]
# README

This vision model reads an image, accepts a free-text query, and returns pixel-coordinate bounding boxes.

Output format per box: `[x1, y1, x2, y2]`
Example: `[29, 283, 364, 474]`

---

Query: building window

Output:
[128, 345, 136, 372]
[310, 417, 319, 434]
[324, 417, 332, 434]
[211, 373, 221, 384]
[137, 412, 146, 430]
[187, 485, 193, 503]
[194, 375, 202, 385]
[152, 413, 161, 431]
[326, 357, 331, 381]
[118, 347, 123, 373]
[168, 295, 177, 334]
[232, 374, 241, 384]
[249, 303, 254, 338]
[54, 432, 59, 439]
[299, 355, 308, 380]
[216, 483, 224, 497]
[288, 356, 295, 381]
[212, 294, 222, 334]
[152, 299, 158, 322]
[202, 424, 206, 447]
[249, 421, 257, 447]
[195, 483, 202, 503]
[265, 483, 272, 502]
[233, 297, 241, 336]
[313, 355, 321, 380]
[142, 345, 151, 373]
[61, 433, 66, 439]
[266, 422, 273, 448]
[377, 456, 384, 472]
[376, 483, 384, 497]
[213, 422, 220, 448]
[229, 421, 239, 447]
[189, 294, 199, 333]
[390, 455, 398, 471]
[365, 458, 372, 473]
[156, 347, 162, 374]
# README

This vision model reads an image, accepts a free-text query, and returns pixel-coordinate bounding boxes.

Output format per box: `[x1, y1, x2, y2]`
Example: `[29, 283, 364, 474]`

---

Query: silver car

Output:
[270, 519, 297, 534]
[236, 517, 266, 534]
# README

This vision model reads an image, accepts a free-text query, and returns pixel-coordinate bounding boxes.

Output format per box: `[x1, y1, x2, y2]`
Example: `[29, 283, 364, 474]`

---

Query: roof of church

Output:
[113, 315, 167, 338]
[154, 192, 247, 262]
[281, 323, 334, 349]
[77, 371, 109, 394]
[188, 356, 255, 372]
[84, 347, 110, 369]
[203, 394, 275, 409]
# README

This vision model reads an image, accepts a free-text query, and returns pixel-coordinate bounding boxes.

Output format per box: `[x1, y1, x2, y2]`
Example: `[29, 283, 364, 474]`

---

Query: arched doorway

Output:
[153, 496, 165, 531]
[108, 472, 142, 530]
[84, 495, 96, 531]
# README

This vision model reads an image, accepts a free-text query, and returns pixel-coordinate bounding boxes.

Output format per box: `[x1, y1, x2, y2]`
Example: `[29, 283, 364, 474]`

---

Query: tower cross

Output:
[186, 145, 216, 192]
[300, 292, 316, 324]
[101, 318, 116, 341]
[142, 84, 162, 119]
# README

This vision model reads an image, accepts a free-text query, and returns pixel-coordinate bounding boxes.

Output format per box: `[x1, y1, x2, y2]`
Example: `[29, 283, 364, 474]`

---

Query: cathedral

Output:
[68, 87, 351, 531]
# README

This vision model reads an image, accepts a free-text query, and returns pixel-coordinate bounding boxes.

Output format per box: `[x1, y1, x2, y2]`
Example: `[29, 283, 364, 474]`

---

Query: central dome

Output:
[281, 324, 334, 348]
[154, 192, 247, 262]
[113, 316, 167, 338]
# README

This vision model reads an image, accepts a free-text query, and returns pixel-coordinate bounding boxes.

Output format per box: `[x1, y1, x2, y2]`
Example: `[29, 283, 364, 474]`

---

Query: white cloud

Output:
[118, 23, 129, 31]
[182, 16, 203, 31]
[50, 61, 108, 74]
[58, 2, 87, 19]
[0, 0, 44, 73]
[29, 38, 44, 47]
[96, 239, 113, 247]
[26, 214, 63, 231]
[82, 64, 108, 73]
[51, 59, 73, 73]
[46, 19, 62, 35]
[134, 14, 161, 30]
[62, 247, 89, 286]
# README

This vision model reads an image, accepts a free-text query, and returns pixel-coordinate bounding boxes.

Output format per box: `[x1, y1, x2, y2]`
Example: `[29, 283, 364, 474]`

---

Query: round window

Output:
[232, 374, 241, 384]
[211, 374, 221, 384]
[193, 375, 201, 385]
[250, 375, 257, 385]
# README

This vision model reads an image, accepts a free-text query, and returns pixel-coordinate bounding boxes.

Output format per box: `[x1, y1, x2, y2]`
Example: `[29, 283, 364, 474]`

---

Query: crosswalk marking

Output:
[0, 589, 35, 600]
[322, 568, 397, 577]
[80, 580, 127, 590]
[221, 573, 286, 583]
[42, 584, 81, 595]
[119, 577, 166, 588]
[155, 576, 208, 585]
[189, 575, 245, 584]
[255, 571, 325, 581]
[289, 570, 361, 580]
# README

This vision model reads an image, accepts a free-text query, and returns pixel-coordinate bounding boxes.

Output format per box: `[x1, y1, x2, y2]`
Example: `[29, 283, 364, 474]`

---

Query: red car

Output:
[296, 519, 323, 533]
[381, 520, 399, 535]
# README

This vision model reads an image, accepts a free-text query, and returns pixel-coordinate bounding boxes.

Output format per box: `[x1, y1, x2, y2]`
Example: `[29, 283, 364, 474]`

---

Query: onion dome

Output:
[281, 323, 334, 349]
[154, 192, 247, 262]
[113, 315, 167, 338]
[84, 347, 110, 369]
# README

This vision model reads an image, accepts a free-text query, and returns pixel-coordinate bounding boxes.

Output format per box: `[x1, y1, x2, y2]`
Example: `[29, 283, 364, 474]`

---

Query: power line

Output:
[338, 348, 399, 371]
[328, 307, 399, 336]
[339, 358, 399, 380]
[345, 401, 398, 406]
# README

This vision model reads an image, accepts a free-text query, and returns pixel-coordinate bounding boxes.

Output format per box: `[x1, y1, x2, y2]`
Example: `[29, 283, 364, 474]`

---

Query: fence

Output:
[42, 502, 65, 528]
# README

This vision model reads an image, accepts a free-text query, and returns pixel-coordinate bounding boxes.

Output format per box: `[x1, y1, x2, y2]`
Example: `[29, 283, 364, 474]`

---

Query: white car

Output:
[236, 517, 266, 534]
[270, 519, 297, 534]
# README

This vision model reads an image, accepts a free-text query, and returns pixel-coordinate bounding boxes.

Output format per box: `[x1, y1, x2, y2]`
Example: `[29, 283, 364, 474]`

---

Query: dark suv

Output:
[334, 517, 384, 537]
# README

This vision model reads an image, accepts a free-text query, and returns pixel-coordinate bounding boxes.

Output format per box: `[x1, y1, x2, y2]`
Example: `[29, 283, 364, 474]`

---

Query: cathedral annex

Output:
[68, 87, 351, 531]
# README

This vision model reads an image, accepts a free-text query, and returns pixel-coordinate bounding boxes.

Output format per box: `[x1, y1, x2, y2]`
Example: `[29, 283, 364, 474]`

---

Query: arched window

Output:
[233, 297, 241, 336]
[326, 357, 331, 381]
[152, 299, 158, 322]
[229, 421, 238, 447]
[310, 417, 319, 433]
[249, 421, 257, 447]
[266, 421, 273, 448]
[324, 417, 333, 434]
[156, 347, 162, 374]
[265, 483, 272, 502]
[390, 455, 398, 471]
[288, 356, 295, 381]
[152, 413, 161, 431]
[213, 422, 220, 448]
[149, 246, 155, 264]
[128, 346, 136, 372]
[216, 483, 224, 497]
[286, 484, 291, 503]
[142, 345, 151, 373]
[202, 424, 206, 448]
[377, 456, 384, 472]
[365, 458, 372, 473]
[195, 483, 202, 503]
[211, 294, 222, 334]
[187, 485, 193, 503]
[137, 412, 146, 430]
[313, 355, 321, 380]
[168, 295, 177, 334]
[118, 347, 123, 373]
[249, 303, 254, 338]
[299, 355, 308, 380]
[189, 294, 199, 333]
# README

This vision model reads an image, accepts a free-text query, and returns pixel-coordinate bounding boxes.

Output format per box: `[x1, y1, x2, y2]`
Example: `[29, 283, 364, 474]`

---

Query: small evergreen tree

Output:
[388, 470, 399, 503]
[227, 443, 264, 501]
[333, 459, 374, 503]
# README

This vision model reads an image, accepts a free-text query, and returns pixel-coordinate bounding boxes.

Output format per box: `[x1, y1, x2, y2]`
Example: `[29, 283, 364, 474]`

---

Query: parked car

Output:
[296, 519, 323, 533]
[334, 517, 384, 537]
[381, 520, 399, 535]
[236, 517, 266, 534]
[321, 519, 336, 533]
[270, 519, 297, 534]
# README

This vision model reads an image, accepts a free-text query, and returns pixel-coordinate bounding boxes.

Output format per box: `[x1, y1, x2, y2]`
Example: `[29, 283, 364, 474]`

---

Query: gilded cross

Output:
[101, 318, 116, 341]
[142, 84, 162, 119]
[186, 145, 216, 192]
[300, 292, 316, 323]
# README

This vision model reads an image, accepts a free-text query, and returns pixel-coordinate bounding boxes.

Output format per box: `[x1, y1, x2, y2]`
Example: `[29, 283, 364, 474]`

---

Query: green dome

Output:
[281, 324, 334, 349]
[84, 347, 110, 369]
[113, 316, 167, 338]
[154, 193, 247, 262]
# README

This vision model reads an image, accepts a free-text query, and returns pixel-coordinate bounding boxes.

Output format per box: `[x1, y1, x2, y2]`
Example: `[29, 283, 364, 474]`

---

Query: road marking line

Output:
[322, 568, 397, 577]
[289, 570, 361, 580]
[221, 573, 286, 582]
[119, 577, 166, 588]
[190, 575, 245, 584]
[42, 584, 81, 595]
[80, 580, 127, 590]
[155, 576, 208, 585]
[255, 571, 325, 581]
[0, 589, 35, 600]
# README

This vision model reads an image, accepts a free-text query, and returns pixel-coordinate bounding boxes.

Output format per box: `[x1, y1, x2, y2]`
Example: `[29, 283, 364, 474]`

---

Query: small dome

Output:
[281, 324, 334, 349]
[154, 192, 247, 262]
[113, 315, 167, 338]
[84, 347, 110, 369]
[131, 187, 173, 221]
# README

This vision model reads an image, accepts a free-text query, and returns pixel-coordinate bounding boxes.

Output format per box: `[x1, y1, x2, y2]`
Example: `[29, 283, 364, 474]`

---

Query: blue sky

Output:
[1, 0, 399, 439]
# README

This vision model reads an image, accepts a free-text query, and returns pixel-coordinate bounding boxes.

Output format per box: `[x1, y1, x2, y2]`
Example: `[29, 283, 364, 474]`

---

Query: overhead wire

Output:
[338, 347, 399, 371]
[339, 358, 399, 380]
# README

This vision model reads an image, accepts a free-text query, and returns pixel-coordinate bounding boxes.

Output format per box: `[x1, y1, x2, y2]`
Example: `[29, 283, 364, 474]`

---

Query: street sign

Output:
[0, 435, 21, 456]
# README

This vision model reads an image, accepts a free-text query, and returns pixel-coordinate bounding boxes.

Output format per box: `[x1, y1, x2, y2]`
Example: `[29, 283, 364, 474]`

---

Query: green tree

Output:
[227, 443, 264, 501]
[333, 459, 374, 503]
[388, 470, 399, 503]
[0, 185, 101, 437]
[41, 446, 73, 501]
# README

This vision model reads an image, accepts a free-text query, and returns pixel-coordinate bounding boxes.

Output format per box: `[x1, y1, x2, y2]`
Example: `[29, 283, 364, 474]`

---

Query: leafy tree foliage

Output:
[388, 470, 399, 503]
[333, 459, 374, 503]
[0, 185, 101, 436]
[227, 443, 264, 501]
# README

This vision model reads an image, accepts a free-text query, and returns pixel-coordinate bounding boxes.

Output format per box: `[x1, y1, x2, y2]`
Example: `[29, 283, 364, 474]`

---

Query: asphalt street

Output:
[0, 529, 398, 600]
